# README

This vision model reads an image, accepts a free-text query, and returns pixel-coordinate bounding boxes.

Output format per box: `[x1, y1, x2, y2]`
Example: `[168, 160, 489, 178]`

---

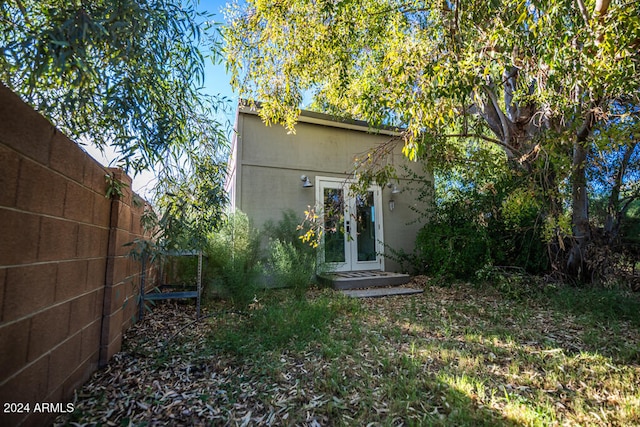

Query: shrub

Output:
[414, 197, 490, 279]
[205, 210, 318, 305]
[267, 239, 316, 296]
[490, 188, 549, 274]
[263, 209, 310, 252]
[205, 211, 262, 308]
[263, 210, 317, 296]
[404, 174, 551, 280]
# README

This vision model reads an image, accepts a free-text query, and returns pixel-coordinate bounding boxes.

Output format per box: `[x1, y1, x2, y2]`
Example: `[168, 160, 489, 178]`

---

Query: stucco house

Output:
[225, 102, 431, 278]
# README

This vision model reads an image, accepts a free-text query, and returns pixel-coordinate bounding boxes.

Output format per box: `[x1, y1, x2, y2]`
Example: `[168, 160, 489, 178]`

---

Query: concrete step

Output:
[319, 270, 411, 290]
[341, 286, 423, 298]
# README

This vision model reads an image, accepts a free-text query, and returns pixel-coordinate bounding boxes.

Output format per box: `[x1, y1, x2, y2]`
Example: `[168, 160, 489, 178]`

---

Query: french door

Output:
[316, 177, 384, 272]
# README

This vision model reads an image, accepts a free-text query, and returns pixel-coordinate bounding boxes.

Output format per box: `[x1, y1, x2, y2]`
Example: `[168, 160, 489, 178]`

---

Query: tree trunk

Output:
[567, 129, 592, 281]
[604, 143, 636, 244]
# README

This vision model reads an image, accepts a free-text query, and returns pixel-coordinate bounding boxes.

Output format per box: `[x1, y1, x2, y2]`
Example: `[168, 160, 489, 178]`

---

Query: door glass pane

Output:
[324, 188, 345, 263]
[356, 191, 376, 261]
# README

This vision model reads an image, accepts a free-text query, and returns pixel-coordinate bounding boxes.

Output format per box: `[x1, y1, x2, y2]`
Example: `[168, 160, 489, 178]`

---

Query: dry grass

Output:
[56, 277, 640, 426]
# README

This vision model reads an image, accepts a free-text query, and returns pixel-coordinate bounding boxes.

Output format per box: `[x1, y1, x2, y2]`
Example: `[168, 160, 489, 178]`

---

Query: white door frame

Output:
[316, 176, 385, 272]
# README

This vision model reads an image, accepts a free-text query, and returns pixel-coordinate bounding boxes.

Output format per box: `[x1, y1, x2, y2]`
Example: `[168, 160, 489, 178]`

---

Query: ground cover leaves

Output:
[56, 278, 640, 426]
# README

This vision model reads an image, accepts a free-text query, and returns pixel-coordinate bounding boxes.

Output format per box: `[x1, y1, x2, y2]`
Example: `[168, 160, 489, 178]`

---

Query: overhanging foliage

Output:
[1, 0, 228, 174]
[225, 0, 640, 281]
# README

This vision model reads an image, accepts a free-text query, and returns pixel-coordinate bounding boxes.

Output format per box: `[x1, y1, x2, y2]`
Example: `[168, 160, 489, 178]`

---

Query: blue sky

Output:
[87, 0, 240, 197]
[197, 0, 239, 123]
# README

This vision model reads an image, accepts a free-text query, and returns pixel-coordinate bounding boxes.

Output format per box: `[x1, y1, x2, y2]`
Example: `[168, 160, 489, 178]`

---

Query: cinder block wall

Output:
[0, 84, 156, 426]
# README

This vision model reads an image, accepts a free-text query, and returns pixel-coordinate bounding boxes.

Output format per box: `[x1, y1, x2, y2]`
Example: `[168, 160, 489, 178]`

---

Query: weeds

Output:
[204, 282, 639, 425]
[263, 209, 317, 295]
[58, 280, 640, 427]
[205, 212, 263, 307]
[265, 239, 315, 296]
[204, 210, 318, 306]
[209, 291, 343, 357]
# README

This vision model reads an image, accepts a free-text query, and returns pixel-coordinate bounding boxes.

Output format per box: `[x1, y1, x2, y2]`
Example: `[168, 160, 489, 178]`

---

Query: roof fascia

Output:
[237, 104, 402, 137]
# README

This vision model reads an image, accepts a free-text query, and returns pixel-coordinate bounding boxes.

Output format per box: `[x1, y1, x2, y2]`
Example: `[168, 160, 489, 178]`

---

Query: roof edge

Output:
[237, 101, 403, 137]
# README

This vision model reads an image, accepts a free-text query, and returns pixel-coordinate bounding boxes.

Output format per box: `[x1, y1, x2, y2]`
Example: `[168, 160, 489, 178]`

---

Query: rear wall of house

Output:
[233, 112, 431, 272]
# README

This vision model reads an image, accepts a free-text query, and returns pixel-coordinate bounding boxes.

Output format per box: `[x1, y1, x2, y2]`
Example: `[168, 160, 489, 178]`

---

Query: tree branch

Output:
[483, 85, 512, 144]
[470, 100, 504, 141]
[443, 133, 503, 145]
[14, 0, 32, 27]
[595, 0, 611, 17]
[576, 110, 595, 142]
[575, 0, 590, 25]
[575, 0, 610, 26]
[503, 66, 519, 122]
[620, 191, 639, 216]
[443, 133, 522, 157]
[605, 141, 636, 230]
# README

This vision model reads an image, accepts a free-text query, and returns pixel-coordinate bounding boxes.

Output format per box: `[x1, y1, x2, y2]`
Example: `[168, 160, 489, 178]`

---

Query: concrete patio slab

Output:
[319, 270, 411, 290]
[341, 286, 424, 298]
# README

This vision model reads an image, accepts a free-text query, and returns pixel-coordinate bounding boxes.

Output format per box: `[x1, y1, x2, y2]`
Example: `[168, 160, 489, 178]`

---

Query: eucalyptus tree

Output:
[1, 0, 232, 254]
[225, 0, 640, 280]
[0, 0, 227, 174]
[589, 103, 640, 244]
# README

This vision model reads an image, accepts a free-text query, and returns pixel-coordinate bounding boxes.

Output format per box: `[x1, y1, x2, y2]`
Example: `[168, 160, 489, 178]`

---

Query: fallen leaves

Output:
[55, 281, 640, 426]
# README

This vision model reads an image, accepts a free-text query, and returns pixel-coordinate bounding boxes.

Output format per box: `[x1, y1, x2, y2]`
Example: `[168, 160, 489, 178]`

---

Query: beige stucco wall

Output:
[230, 109, 432, 273]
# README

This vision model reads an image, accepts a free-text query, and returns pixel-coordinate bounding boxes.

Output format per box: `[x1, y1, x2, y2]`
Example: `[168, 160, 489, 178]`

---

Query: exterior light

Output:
[387, 182, 402, 194]
[301, 175, 313, 188]
[389, 199, 395, 211]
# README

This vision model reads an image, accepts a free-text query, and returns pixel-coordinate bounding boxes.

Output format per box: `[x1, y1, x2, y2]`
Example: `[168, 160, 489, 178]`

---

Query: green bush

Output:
[205, 211, 262, 308]
[414, 198, 490, 279]
[407, 176, 549, 279]
[204, 210, 318, 305]
[263, 210, 317, 296]
[489, 188, 549, 274]
[263, 210, 310, 252]
[267, 239, 316, 296]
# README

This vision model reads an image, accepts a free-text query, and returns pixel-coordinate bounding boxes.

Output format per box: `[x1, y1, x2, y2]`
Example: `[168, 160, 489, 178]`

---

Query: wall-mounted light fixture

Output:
[387, 182, 401, 211]
[387, 182, 402, 194]
[301, 175, 313, 188]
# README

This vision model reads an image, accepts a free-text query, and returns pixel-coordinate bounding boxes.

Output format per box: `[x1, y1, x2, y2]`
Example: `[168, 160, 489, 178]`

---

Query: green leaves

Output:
[1, 1, 233, 258]
[153, 150, 229, 252]
[224, 0, 640, 281]
[225, 0, 639, 158]
[104, 172, 125, 199]
[0, 0, 226, 175]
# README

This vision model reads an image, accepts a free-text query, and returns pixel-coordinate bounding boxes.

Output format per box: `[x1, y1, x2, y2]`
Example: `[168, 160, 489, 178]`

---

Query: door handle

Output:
[346, 221, 350, 234]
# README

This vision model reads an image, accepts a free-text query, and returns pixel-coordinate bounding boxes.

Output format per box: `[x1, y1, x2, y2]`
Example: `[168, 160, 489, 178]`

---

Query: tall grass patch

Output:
[209, 290, 359, 358]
